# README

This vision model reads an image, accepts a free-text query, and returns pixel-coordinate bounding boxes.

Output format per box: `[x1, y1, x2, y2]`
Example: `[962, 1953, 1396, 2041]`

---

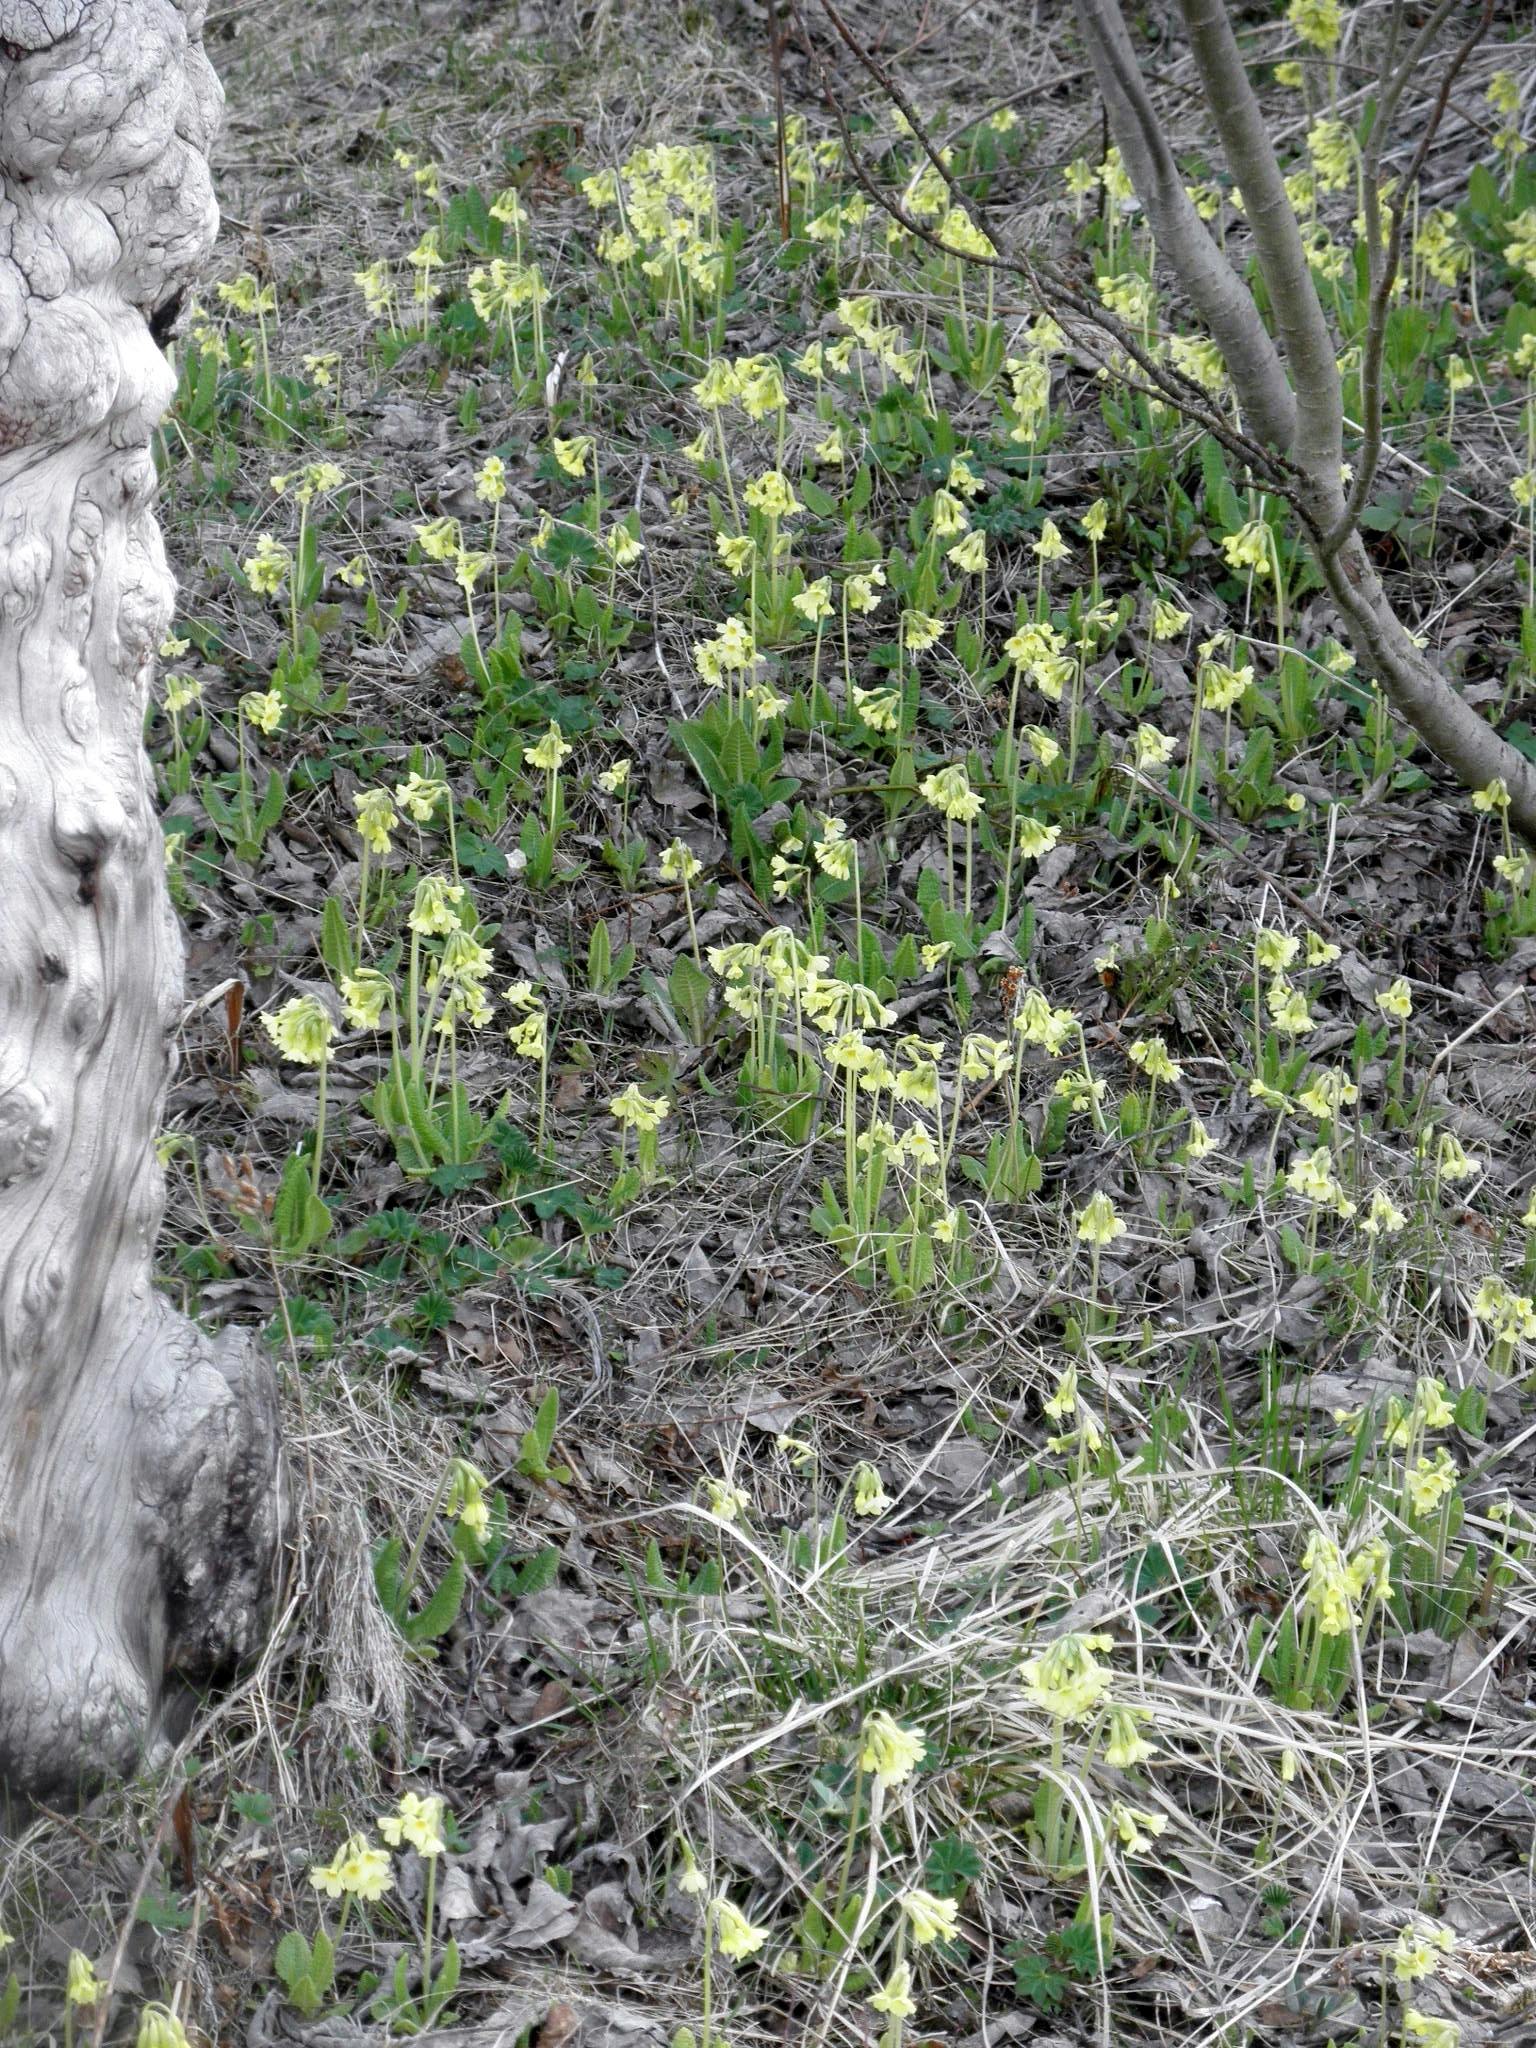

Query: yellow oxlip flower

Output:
[1222, 520, 1272, 575]
[743, 469, 801, 518]
[395, 771, 449, 822]
[341, 970, 392, 1031]
[659, 838, 702, 885]
[919, 764, 982, 822]
[313, 1834, 394, 1902]
[216, 272, 273, 316]
[851, 1461, 892, 1516]
[1081, 498, 1109, 541]
[1288, 0, 1341, 50]
[703, 1477, 749, 1522]
[379, 1790, 447, 1857]
[1031, 517, 1070, 562]
[960, 1035, 1010, 1083]
[692, 359, 739, 409]
[445, 1459, 490, 1545]
[947, 529, 986, 574]
[1360, 1187, 1407, 1237]
[852, 685, 899, 731]
[527, 722, 572, 774]
[1472, 777, 1512, 813]
[711, 1897, 769, 1960]
[1392, 1920, 1455, 1988]
[608, 1084, 670, 1132]
[1134, 725, 1175, 769]
[551, 435, 593, 478]
[1287, 1144, 1340, 1206]
[137, 2004, 191, 2048]
[414, 516, 460, 563]
[1400, 2014, 1459, 2048]
[597, 759, 631, 793]
[715, 533, 754, 574]
[1268, 982, 1315, 1036]
[409, 876, 465, 936]
[243, 533, 291, 595]
[792, 576, 833, 622]
[869, 1963, 917, 2020]
[901, 1890, 959, 1946]
[714, 617, 756, 669]
[1255, 929, 1300, 973]
[454, 549, 492, 593]
[475, 455, 507, 504]
[1128, 1035, 1181, 1084]
[1108, 1803, 1167, 1856]
[1104, 1703, 1155, 1768]
[1405, 1448, 1460, 1519]
[353, 787, 396, 854]
[66, 1953, 103, 2008]
[241, 689, 284, 735]
[1043, 1366, 1078, 1422]
[1298, 1068, 1356, 1119]
[508, 1010, 546, 1060]
[674, 1841, 708, 1895]
[1200, 661, 1252, 711]
[947, 454, 985, 499]
[264, 995, 334, 1066]
[1432, 1130, 1477, 1182]
[1075, 1191, 1126, 1247]
[1019, 1631, 1114, 1723]
[1414, 1378, 1455, 1431]
[858, 1708, 926, 1789]
[1151, 596, 1190, 639]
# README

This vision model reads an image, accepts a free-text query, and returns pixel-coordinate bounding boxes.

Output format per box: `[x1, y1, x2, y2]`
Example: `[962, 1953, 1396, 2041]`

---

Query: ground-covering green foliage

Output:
[8, 0, 1536, 2043]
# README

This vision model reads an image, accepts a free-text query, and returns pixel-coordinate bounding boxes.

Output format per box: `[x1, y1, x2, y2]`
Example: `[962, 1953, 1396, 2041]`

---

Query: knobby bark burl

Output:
[0, 0, 282, 1798]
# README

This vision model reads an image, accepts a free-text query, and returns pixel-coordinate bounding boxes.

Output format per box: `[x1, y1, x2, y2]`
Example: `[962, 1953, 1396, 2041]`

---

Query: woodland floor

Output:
[7, 0, 1536, 2044]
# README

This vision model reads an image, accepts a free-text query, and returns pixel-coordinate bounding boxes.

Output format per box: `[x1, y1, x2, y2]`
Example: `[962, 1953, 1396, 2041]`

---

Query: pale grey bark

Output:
[1076, 0, 1536, 840]
[0, 0, 282, 1798]
[1072, 0, 1297, 455]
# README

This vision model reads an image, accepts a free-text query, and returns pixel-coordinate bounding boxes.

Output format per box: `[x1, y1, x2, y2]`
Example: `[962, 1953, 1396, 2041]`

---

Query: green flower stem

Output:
[490, 501, 503, 640]
[237, 702, 254, 849]
[422, 1852, 437, 2015]
[408, 929, 422, 1075]
[291, 504, 305, 660]
[713, 410, 740, 527]
[700, 1899, 715, 2048]
[396, 1465, 455, 1619]
[681, 874, 702, 967]
[311, 1058, 329, 1199]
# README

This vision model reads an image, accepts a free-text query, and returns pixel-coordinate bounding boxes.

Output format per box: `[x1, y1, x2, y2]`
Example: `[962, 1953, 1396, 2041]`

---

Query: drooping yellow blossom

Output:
[858, 1709, 926, 1789]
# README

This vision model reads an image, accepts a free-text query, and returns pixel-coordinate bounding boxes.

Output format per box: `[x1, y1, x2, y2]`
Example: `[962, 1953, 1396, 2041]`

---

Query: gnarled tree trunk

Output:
[0, 0, 282, 1799]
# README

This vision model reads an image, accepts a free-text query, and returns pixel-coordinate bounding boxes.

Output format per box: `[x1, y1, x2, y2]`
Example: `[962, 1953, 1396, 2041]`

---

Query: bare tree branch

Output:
[1176, 0, 1345, 494]
[1071, 0, 1299, 452]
